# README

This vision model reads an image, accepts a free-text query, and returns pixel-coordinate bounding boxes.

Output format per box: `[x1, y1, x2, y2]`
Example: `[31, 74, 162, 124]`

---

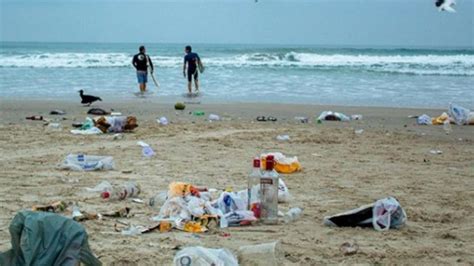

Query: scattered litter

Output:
[70, 127, 103, 135]
[417, 114, 432, 125]
[101, 181, 141, 200]
[283, 207, 302, 224]
[354, 129, 364, 135]
[238, 241, 281, 266]
[87, 108, 109, 115]
[137, 141, 155, 158]
[47, 123, 62, 131]
[351, 114, 363, 120]
[324, 197, 407, 231]
[294, 116, 309, 123]
[175, 102, 186, 110]
[193, 111, 205, 116]
[278, 178, 291, 203]
[121, 225, 146, 236]
[276, 135, 290, 141]
[208, 114, 220, 121]
[158, 117, 169, 125]
[102, 207, 131, 218]
[32, 201, 67, 213]
[113, 133, 124, 140]
[174, 246, 238, 266]
[25, 115, 43, 121]
[110, 112, 122, 116]
[340, 241, 359, 256]
[50, 109, 66, 115]
[132, 198, 144, 204]
[317, 111, 350, 122]
[59, 154, 114, 171]
[261, 152, 301, 174]
[72, 122, 83, 128]
[443, 120, 452, 134]
[256, 116, 277, 122]
[95, 116, 138, 133]
[429, 149, 443, 155]
[449, 103, 470, 125]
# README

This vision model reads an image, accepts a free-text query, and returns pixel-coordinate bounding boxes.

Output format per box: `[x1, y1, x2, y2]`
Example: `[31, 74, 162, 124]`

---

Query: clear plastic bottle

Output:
[248, 158, 262, 218]
[443, 119, 452, 134]
[260, 155, 279, 224]
[101, 182, 141, 200]
[283, 207, 302, 224]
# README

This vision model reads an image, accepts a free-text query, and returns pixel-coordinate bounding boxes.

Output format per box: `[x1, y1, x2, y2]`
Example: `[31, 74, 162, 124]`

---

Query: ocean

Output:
[1, 42, 473, 108]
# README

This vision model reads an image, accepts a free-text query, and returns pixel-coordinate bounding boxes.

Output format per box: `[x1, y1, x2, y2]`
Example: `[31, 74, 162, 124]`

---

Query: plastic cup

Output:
[238, 241, 281, 266]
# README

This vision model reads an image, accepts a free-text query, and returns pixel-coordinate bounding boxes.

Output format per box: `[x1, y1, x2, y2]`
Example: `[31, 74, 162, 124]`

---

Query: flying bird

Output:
[435, 0, 456, 13]
[78, 90, 102, 106]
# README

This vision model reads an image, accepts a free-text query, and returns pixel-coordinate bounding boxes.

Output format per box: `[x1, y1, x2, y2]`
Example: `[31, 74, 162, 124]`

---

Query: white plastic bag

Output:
[215, 192, 246, 215]
[278, 178, 291, 203]
[372, 197, 407, 231]
[449, 103, 470, 125]
[417, 114, 432, 125]
[174, 246, 238, 266]
[159, 197, 192, 221]
[70, 127, 103, 135]
[59, 154, 114, 171]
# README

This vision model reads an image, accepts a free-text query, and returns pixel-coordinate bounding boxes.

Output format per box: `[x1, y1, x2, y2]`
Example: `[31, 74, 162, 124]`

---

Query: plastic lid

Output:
[265, 155, 274, 170]
[253, 157, 260, 168]
[101, 191, 110, 199]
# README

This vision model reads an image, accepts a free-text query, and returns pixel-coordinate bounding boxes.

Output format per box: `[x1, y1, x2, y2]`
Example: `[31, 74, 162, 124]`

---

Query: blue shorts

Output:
[137, 71, 147, 84]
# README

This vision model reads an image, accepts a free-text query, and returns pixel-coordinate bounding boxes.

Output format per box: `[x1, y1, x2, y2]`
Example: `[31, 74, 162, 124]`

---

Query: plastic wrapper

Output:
[174, 246, 238, 266]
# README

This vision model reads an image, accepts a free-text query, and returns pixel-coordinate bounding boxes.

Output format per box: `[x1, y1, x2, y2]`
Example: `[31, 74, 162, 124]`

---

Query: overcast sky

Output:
[1, 0, 473, 47]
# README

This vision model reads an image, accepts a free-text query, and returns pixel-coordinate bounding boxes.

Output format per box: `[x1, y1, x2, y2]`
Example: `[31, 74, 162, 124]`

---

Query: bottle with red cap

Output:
[248, 157, 262, 218]
[101, 182, 141, 200]
[260, 155, 279, 224]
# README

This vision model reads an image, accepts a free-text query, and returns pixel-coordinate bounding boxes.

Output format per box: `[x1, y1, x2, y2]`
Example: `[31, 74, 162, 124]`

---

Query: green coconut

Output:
[174, 102, 186, 110]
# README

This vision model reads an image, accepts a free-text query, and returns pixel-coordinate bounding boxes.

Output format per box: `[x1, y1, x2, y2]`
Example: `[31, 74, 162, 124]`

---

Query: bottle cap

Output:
[253, 157, 260, 168]
[265, 155, 274, 170]
[101, 191, 110, 199]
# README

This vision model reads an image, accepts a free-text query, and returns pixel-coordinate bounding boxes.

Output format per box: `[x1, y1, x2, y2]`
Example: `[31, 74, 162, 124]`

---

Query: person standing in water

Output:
[132, 45, 154, 94]
[183, 45, 202, 93]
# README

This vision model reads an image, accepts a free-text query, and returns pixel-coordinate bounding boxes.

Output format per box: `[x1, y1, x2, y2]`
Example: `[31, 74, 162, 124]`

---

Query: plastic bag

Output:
[215, 192, 246, 215]
[261, 152, 301, 174]
[417, 114, 432, 125]
[317, 111, 350, 122]
[449, 103, 470, 125]
[224, 210, 257, 226]
[59, 154, 114, 171]
[278, 178, 291, 203]
[174, 246, 238, 266]
[372, 197, 407, 231]
[187, 196, 206, 217]
[70, 127, 103, 135]
[159, 197, 192, 221]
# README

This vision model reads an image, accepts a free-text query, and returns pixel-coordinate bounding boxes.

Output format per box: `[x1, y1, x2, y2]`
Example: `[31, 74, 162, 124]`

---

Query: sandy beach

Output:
[0, 98, 473, 265]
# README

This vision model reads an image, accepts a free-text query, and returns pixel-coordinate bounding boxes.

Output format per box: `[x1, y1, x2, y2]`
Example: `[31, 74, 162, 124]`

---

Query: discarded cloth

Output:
[0, 211, 101, 266]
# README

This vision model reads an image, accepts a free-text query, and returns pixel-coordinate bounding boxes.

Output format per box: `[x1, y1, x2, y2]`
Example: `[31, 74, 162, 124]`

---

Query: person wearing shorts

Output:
[183, 45, 201, 93]
[132, 45, 154, 93]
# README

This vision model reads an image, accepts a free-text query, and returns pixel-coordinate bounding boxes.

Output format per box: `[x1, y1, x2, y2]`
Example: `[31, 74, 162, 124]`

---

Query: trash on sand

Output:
[351, 114, 363, 120]
[278, 178, 291, 203]
[429, 149, 443, 155]
[87, 108, 109, 115]
[208, 114, 220, 121]
[432, 112, 450, 125]
[72, 122, 83, 128]
[158, 117, 169, 125]
[32, 201, 68, 213]
[417, 114, 432, 125]
[149, 191, 168, 208]
[101, 181, 141, 200]
[175, 102, 186, 110]
[50, 109, 66, 115]
[276, 135, 290, 141]
[0, 211, 101, 265]
[354, 129, 364, 135]
[193, 111, 205, 116]
[173, 246, 238, 266]
[72, 206, 100, 222]
[443, 120, 453, 134]
[47, 123, 62, 130]
[59, 154, 114, 171]
[95, 116, 138, 133]
[323, 197, 407, 231]
[26, 115, 44, 121]
[137, 141, 155, 157]
[110, 112, 122, 116]
[260, 152, 301, 174]
[71, 127, 103, 135]
[102, 207, 131, 218]
[238, 241, 281, 266]
[121, 225, 146, 236]
[449, 103, 470, 125]
[294, 116, 309, 123]
[340, 241, 359, 256]
[113, 133, 124, 140]
[317, 111, 350, 122]
[283, 207, 302, 224]
[256, 116, 277, 122]
[224, 210, 257, 226]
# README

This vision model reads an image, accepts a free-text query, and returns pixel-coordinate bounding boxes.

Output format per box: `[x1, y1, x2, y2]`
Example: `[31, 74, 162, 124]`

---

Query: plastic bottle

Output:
[101, 182, 141, 200]
[443, 119, 452, 134]
[283, 207, 302, 223]
[248, 157, 261, 218]
[260, 155, 279, 224]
